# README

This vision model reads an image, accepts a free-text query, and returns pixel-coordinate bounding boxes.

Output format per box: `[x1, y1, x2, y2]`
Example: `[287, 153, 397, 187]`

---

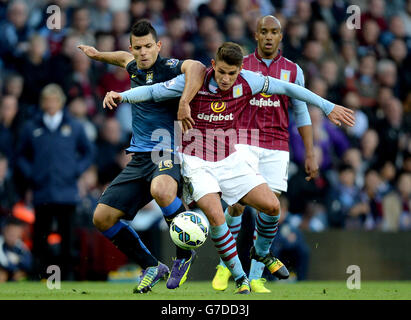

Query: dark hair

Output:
[215, 42, 244, 67]
[130, 19, 158, 43]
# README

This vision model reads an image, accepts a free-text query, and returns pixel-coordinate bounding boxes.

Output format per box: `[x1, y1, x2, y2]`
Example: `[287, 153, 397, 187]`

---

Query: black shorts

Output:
[98, 151, 182, 220]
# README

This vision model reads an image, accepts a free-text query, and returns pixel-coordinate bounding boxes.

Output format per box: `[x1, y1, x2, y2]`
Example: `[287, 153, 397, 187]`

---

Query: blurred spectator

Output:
[111, 10, 130, 50]
[15, 33, 51, 107]
[145, 0, 168, 37]
[49, 34, 80, 90]
[326, 164, 364, 228]
[0, 95, 20, 162]
[343, 91, 369, 142]
[95, 117, 124, 185]
[66, 50, 98, 116]
[355, 169, 385, 230]
[0, 0, 32, 64]
[75, 165, 101, 228]
[130, 0, 147, 21]
[312, 0, 347, 35]
[297, 40, 323, 80]
[359, 129, 380, 174]
[167, 16, 192, 59]
[190, 15, 219, 55]
[0, 216, 32, 282]
[198, 0, 228, 31]
[270, 196, 310, 281]
[38, 7, 68, 57]
[194, 30, 225, 67]
[357, 19, 385, 58]
[308, 20, 338, 59]
[89, 0, 113, 33]
[345, 53, 378, 108]
[68, 97, 98, 143]
[319, 58, 341, 102]
[170, 0, 198, 38]
[361, 0, 388, 31]
[282, 17, 306, 62]
[342, 147, 364, 189]
[67, 6, 95, 46]
[16, 84, 93, 280]
[288, 145, 330, 231]
[224, 13, 254, 54]
[376, 59, 400, 97]
[399, 0, 411, 37]
[0, 153, 18, 217]
[375, 97, 408, 167]
[291, 107, 350, 171]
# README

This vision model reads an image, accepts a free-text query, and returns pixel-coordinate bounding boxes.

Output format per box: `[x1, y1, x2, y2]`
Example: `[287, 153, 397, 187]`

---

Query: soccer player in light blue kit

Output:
[104, 42, 355, 293]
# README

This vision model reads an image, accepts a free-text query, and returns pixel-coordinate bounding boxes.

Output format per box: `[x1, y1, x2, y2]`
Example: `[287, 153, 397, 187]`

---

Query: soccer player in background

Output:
[78, 20, 206, 293]
[103, 42, 355, 293]
[212, 15, 319, 293]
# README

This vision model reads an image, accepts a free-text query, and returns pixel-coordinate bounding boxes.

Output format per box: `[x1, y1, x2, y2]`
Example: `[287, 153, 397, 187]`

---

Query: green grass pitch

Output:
[1, 280, 410, 300]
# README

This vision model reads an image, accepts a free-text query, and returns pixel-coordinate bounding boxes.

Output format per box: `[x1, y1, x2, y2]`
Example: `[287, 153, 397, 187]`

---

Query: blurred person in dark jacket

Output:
[16, 84, 93, 280]
[0, 216, 32, 282]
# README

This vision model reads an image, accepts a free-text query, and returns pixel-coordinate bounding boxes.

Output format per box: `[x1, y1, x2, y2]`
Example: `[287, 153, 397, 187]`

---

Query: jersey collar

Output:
[254, 48, 282, 63]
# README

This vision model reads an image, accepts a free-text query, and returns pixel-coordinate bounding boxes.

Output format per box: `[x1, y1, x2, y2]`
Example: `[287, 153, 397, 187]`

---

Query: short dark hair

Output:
[215, 42, 244, 67]
[130, 19, 158, 43]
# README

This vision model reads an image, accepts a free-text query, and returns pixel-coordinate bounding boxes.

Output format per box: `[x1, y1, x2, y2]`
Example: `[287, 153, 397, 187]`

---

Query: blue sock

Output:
[102, 221, 157, 269]
[211, 222, 245, 281]
[254, 211, 280, 256]
[160, 197, 185, 224]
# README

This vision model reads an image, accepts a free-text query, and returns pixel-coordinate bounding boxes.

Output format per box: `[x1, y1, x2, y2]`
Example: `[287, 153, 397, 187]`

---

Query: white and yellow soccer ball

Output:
[169, 211, 209, 250]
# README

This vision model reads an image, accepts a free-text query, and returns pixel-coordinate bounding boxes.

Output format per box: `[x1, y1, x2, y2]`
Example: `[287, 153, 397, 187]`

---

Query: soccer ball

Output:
[169, 211, 209, 250]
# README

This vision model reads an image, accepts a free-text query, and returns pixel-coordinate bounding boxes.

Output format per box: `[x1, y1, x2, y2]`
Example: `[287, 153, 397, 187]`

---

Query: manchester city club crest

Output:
[146, 71, 154, 84]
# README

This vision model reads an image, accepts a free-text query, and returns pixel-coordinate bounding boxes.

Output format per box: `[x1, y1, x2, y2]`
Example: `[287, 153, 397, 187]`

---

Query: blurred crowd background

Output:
[0, 0, 410, 281]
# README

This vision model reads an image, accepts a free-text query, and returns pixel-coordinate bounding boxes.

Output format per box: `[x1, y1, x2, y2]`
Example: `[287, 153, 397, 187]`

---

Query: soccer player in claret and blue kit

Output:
[212, 15, 323, 293]
[103, 41, 355, 294]
[78, 20, 206, 293]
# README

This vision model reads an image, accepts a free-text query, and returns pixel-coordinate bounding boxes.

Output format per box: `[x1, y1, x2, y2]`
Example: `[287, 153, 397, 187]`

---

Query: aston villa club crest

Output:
[280, 69, 291, 82]
[233, 84, 243, 98]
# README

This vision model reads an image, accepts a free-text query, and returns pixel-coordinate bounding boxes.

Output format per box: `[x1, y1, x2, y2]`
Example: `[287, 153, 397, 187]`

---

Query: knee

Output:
[150, 182, 176, 207]
[229, 203, 245, 217]
[259, 197, 280, 216]
[93, 205, 119, 232]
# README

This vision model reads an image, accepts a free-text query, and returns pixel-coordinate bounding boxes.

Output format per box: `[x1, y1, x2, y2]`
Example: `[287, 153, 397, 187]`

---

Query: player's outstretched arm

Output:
[107, 74, 186, 109]
[264, 76, 355, 127]
[77, 45, 134, 68]
[178, 60, 206, 132]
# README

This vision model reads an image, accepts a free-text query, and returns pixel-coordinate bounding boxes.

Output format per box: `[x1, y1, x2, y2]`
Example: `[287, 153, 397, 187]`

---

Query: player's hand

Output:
[103, 91, 122, 109]
[305, 154, 319, 181]
[328, 105, 355, 127]
[77, 44, 99, 58]
[178, 100, 195, 133]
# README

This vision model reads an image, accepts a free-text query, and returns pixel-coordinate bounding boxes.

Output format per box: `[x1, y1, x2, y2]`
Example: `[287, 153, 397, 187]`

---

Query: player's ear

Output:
[211, 59, 216, 70]
[157, 40, 162, 51]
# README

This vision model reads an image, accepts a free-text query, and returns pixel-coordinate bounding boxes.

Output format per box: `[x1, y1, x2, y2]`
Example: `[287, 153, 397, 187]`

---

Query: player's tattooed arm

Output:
[178, 60, 206, 132]
[77, 45, 134, 68]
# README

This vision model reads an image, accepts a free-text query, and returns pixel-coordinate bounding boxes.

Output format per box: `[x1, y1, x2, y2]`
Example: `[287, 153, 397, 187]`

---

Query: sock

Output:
[211, 222, 245, 281]
[219, 207, 242, 267]
[102, 221, 158, 269]
[160, 197, 192, 259]
[254, 211, 280, 257]
[249, 229, 265, 280]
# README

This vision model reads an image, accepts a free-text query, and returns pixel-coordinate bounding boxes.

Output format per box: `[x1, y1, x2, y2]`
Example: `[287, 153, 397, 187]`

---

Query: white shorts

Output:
[179, 150, 266, 206]
[235, 144, 289, 193]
